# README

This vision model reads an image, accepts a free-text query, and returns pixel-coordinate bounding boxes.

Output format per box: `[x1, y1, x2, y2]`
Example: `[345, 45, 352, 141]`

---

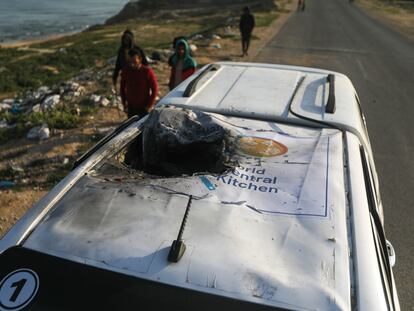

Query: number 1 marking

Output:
[10, 279, 27, 302]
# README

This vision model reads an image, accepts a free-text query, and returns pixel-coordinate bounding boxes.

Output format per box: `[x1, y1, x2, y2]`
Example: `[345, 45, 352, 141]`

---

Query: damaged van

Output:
[0, 62, 399, 310]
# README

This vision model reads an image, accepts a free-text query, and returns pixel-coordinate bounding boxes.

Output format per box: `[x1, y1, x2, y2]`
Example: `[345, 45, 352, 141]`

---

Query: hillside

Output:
[106, 0, 276, 24]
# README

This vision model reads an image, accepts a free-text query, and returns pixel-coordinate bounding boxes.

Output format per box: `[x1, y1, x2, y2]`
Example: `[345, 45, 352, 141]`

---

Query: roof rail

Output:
[73, 115, 141, 169]
[325, 74, 336, 114]
[183, 63, 220, 97]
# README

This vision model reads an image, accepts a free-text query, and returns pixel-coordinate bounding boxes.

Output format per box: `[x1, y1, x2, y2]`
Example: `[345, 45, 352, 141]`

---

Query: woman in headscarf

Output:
[112, 29, 148, 86]
[168, 39, 197, 90]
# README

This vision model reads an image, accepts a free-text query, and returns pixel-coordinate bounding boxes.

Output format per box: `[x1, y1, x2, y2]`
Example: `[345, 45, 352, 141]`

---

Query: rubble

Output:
[27, 124, 50, 140]
[90, 94, 101, 104]
[10, 164, 24, 174]
[100, 97, 110, 107]
[211, 43, 222, 49]
[0, 120, 9, 129]
[41, 95, 61, 110]
[189, 44, 198, 53]
[33, 86, 51, 100]
[31, 104, 41, 113]
[191, 34, 204, 41]
[0, 103, 11, 112]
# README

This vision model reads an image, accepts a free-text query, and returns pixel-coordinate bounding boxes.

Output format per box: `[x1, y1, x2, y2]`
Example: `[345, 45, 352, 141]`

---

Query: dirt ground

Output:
[0, 2, 296, 239]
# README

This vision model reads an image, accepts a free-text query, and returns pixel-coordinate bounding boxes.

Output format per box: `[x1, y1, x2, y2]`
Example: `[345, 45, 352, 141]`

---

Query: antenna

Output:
[168, 195, 193, 262]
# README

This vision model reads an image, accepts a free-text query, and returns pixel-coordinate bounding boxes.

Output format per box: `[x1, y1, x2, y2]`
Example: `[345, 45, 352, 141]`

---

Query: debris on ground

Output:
[27, 124, 50, 140]
[0, 103, 12, 112]
[41, 95, 61, 110]
[211, 43, 222, 49]
[0, 120, 9, 129]
[0, 181, 15, 189]
[90, 94, 102, 104]
[189, 44, 198, 53]
[191, 34, 205, 41]
[100, 97, 111, 107]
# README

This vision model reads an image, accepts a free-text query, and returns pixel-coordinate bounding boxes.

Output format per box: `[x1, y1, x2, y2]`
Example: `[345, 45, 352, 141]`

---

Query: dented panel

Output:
[24, 110, 350, 311]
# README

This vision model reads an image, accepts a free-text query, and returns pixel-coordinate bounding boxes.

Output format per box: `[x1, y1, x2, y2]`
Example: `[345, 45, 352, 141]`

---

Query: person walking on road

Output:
[120, 48, 158, 119]
[239, 6, 255, 57]
[297, 0, 305, 11]
[168, 39, 197, 90]
[113, 29, 148, 87]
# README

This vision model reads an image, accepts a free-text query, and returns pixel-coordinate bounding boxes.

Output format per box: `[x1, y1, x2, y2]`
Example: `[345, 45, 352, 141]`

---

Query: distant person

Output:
[297, 0, 305, 11]
[120, 48, 158, 119]
[113, 29, 148, 87]
[239, 6, 255, 57]
[168, 36, 189, 67]
[168, 39, 197, 90]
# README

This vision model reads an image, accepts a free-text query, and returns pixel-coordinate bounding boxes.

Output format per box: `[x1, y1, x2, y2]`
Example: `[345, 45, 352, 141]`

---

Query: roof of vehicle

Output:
[160, 62, 369, 148]
[22, 112, 352, 310]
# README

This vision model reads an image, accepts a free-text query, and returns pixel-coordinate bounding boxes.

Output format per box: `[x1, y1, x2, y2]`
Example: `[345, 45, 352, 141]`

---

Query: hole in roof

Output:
[97, 106, 238, 178]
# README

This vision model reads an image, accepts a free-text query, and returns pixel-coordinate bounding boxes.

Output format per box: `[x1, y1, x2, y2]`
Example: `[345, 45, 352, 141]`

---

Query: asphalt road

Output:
[255, 0, 414, 309]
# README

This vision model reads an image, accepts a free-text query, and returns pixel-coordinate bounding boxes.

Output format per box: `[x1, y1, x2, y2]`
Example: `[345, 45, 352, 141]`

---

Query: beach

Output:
[0, 0, 129, 44]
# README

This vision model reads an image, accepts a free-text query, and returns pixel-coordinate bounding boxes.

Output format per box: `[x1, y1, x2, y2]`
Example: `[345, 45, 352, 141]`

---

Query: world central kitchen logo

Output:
[217, 166, 278, 194]
[216, 136, 288, 194]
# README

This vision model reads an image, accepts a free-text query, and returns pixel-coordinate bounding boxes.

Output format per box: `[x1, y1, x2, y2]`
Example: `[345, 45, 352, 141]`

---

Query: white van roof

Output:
[24, 113, 352, 310]
[160, 62, 369, 147]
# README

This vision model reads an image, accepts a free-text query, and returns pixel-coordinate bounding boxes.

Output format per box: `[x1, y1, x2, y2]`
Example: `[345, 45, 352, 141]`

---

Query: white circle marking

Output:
[0, 269, 39, 311]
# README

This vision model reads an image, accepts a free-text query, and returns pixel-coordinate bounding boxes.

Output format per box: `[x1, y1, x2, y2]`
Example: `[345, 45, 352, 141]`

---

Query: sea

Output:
[0, 0, 130, 43]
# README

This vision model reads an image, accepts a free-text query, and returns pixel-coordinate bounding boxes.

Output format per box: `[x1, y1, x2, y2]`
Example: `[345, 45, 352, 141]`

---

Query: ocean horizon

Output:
[0, 0, 130, 43]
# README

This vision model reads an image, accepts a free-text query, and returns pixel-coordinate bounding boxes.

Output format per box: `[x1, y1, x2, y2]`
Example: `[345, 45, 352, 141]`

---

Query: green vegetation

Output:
[0, 106, 81, 143]
[0, 17, 207, 95]
[0, 0, 282, 95]
[0, 165, 14, 180]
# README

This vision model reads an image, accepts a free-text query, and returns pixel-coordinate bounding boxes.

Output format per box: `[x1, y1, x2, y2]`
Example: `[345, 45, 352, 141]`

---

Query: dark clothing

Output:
[241, 33, 252, 55]
[239, 12, 255, 55]
[113, 45, 148, 84]
[239, 13, 255, 36]
[120, 65, 158, 116]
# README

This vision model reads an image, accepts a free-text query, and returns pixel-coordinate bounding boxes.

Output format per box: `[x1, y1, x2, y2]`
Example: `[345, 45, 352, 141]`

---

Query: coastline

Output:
[0, 31, 80, 49]
[0, 0, 293, 237]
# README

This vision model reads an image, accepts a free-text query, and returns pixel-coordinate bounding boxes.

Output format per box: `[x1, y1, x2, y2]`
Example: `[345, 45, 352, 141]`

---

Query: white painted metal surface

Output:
[24, 116, 351, 311]
[162, 62, 367, 140]
[0, 62, 398, 310]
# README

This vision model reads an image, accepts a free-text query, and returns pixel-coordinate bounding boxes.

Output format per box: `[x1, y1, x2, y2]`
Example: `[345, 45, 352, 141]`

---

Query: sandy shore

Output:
[0, 31, 80, 49]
